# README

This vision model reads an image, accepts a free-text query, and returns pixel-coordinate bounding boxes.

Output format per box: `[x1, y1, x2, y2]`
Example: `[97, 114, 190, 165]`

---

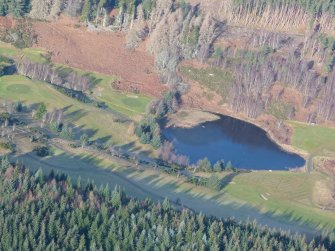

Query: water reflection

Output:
[163, 115, 305, 170]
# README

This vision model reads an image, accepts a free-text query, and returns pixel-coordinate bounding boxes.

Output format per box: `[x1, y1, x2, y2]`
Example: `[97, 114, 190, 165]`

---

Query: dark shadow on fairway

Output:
[219, 172, 240, 190]
[70, 124, 98, 140]
[95, 135, 112, 144]
[66, 109, 88, 123]
[11, 151, 329, 240]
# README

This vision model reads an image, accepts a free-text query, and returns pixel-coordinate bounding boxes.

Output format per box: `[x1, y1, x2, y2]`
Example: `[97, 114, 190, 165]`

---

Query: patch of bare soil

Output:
[167, 109, 220, 128]
[33, 16, 165, 97]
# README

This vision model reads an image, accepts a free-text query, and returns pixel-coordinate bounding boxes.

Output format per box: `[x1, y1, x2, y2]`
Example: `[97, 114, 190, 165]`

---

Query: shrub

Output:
[34, 103, 47, 120]
[33, 146, 51, 157]
[13, 102, 23, 112]
[206, 174, 221, 191]
[0, 20, 37, 48]
[135, 115, 162, 148]
[213, 160, 225, 172]
[197, 157, 212, 172]
[0, 141, 14, 152]
[60, 125, 72, 140]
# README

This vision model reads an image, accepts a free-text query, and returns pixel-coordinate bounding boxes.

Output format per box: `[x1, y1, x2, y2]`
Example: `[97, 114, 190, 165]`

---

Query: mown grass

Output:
[0, 42, 152, 118]
[53, 65, 152, 118]
[0, 75, 134, 145]
[180, 66, 233, 101]
[15, 140, 335, 230]
[288, 121, 335, 156]
[223, 171, 335, 229]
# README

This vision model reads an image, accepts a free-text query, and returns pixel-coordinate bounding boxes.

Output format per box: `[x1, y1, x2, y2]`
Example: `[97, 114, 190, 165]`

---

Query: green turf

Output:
[0, 42, 152, 118]
[6, 84, 31, 93]
[0, 75, 135, 145]
[180, 66, 233, 101]
[289, 121, 335, 156]
[15, 142, 335, 230]
[50, 64, 152, 118]
[86, 72, 152, 118]
[222, 171, 335, 229]
[0, 42, 47, 63]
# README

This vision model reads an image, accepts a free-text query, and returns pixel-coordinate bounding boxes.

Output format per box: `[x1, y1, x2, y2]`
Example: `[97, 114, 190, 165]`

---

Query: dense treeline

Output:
[0, 0, 30, 17]
[1, 0, 223, 88]
[16, 60, 92, 92]
[232, 0, 335, 16]
[135, 89, 181, 149]
[221, 0, 335, 33]
[1, 0, 334, 124]
[1, 160, 335, 250]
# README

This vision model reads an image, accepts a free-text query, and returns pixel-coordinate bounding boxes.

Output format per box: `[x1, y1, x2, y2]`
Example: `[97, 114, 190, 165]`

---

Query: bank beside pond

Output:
[167, 109, 220, 128]
[164, 112, 306, 170]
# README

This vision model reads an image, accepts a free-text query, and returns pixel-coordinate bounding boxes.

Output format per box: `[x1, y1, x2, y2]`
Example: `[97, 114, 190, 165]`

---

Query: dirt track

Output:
[33, 17, 165, 97]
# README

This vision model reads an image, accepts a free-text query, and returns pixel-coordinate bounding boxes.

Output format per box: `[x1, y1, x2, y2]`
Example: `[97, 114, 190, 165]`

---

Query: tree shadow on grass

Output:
[12, 150, 330, 240]
[70, 124, 98, 140]
[219, 172, 240, 190]
[65, 109, 88, 123]
[95, 135, 112, 144]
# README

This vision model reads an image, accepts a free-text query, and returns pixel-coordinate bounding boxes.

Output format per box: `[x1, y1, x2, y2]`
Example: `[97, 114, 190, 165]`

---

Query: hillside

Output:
[0, 161, 335, 250]
[0, 0, 335, 248]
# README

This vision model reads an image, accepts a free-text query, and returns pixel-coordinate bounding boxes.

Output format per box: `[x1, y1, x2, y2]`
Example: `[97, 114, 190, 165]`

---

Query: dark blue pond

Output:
[163, 115, 305, 170]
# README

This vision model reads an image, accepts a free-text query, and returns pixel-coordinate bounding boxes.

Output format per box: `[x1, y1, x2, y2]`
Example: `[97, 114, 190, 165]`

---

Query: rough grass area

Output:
[0, 75, 134, 145]
[289, 121, 335, 156]
[0, 42, 48, 63]
[180, 66, 233, 101]
[0, 42, 152, 118]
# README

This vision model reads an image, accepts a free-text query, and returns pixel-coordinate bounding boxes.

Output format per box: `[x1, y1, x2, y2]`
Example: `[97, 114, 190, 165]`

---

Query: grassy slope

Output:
[0, 75, 133, 145]
[55, 65, 152, 119]
[14, 143, 335, 231]
[180, 66, 233, 101]
[0, 42, 152, 119]
[0, 42, 47, 63]
[289, 121, 335, 157]
[2, 42, 334, 232]
[223, 171, 335, 229]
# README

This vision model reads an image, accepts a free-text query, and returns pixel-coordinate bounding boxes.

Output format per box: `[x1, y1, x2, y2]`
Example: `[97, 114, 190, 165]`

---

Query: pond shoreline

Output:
[167, 109, 220, 128]
[166, 108, 307, 170]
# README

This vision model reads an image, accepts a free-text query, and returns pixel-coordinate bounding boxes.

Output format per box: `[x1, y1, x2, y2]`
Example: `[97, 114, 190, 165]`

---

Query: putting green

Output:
[122, 97, 143, 107]
[6, 84, 31, 93]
